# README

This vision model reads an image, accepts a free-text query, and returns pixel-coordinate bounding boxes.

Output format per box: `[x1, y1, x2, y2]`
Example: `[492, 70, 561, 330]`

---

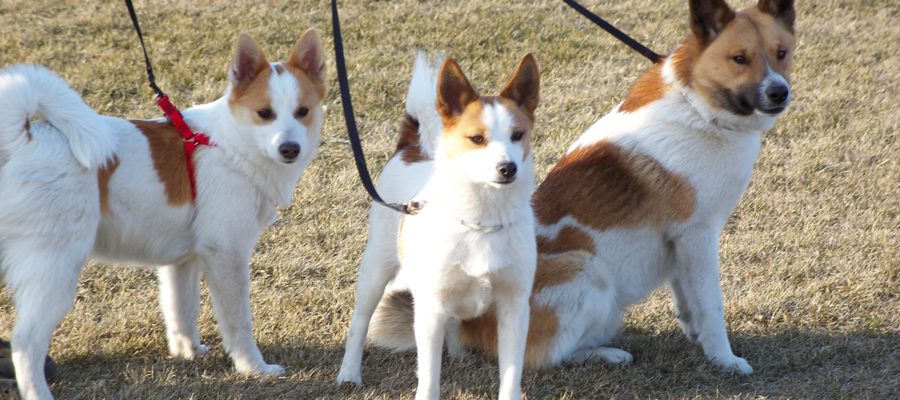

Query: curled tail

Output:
[367, 290, 416, 351]
[0, 65, 116, 169]
[395, 53, 444, 158]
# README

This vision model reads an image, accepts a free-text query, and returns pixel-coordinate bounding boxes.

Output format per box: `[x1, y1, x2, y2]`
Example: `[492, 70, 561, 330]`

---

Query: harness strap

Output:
[124, 0, 213, 200]
[331, 0, 416, 215]
[562, 0, 662, 64]
[156, 95, 213, 198]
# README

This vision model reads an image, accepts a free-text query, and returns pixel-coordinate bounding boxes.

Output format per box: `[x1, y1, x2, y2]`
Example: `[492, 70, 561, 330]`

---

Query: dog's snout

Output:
[497, 162, 517, 179]
[279, 142, 301, 161]
[765, 84, 790, 105]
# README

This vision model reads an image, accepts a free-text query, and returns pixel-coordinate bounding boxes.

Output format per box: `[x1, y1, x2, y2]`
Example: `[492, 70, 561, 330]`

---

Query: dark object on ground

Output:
[0, 340, 58, 382]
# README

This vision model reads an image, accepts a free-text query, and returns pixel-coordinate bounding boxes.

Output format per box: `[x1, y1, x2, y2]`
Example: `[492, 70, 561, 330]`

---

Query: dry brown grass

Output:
[0, 0, 897, 399]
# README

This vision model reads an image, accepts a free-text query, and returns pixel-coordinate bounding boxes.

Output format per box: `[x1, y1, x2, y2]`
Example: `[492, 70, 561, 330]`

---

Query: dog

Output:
[358, 0, 795, 376]
[337, 53, 540, 400]
[0, 29, 326, 399]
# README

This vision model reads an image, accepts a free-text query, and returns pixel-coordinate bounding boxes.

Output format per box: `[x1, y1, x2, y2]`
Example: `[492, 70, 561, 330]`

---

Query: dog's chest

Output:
[436, 264, 493, 320]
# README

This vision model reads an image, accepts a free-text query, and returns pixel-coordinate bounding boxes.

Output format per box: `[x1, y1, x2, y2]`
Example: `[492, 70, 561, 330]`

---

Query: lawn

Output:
[0, 0, 897, 399]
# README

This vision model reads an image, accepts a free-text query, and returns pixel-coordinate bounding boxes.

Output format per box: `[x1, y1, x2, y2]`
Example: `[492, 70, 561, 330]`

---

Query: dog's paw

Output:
[168, 338, 209, 360]
[336, 369, 363, 386]
[256, 363, 286, 376]
[712, 354, 753, 375]
[566, 347, 633, 365]
[597, 347, 633, 365]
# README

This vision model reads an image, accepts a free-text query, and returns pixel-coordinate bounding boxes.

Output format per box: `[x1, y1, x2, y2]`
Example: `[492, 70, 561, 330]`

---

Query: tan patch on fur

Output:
[393, 114, 430, 164]
[284, 64, 327, 130]
[619, 63, 667, 113]
[97, 156, 120, 215]
[532, 251, 592, 293]
[440, 100, 488, 159]
[537, 226, 596, 256]
[459, 303, 559, 369]
[130, 120, 192, 205]
[229, 66, 274, 125]
[533, 141, 696, 230]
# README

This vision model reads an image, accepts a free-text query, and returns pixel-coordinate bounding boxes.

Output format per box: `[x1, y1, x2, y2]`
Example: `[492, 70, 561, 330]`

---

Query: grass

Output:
[0, 0, 897, 398]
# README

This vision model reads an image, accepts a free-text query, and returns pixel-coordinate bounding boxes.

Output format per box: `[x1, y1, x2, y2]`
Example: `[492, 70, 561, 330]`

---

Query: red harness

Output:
[155, 95, 214, 200]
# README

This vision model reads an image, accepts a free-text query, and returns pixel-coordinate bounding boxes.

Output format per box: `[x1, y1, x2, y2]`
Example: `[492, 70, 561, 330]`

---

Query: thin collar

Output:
[459, 219, 505, 233]
[405, 200, 508, 232]
[678, 88, 737, 132]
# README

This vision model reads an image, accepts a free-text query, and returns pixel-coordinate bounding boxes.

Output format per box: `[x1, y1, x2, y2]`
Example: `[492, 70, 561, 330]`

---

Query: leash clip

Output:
[403, 200, 426, 215]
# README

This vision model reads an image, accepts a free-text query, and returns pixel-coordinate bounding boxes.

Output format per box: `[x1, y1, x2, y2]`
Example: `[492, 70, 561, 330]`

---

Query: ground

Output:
[0, 0, 897, 399]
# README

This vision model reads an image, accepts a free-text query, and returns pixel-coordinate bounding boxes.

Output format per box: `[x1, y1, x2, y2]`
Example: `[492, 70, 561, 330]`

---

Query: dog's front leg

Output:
[158, 262, 207, 359]
[495, 294, 529, 400]
[413, 298, 446, 400]
[198, 249, 284, 376]
[671, 228, 752, 375]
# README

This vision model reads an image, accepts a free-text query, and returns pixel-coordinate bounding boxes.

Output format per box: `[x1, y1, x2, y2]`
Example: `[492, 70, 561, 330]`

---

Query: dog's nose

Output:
[279, 142, 301, 160]
[497, 162, 517, 179]
[766, 84, 790, 105]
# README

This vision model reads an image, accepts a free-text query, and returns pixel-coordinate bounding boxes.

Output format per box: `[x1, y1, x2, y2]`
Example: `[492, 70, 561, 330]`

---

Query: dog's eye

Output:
[295, 107, 309, 118]
[257, 108, 275, 120]
[469, 135, 485, 145]
[732, 54, 749, 65]
[776, 49, 788, 60]
[511, 130, 526, 142]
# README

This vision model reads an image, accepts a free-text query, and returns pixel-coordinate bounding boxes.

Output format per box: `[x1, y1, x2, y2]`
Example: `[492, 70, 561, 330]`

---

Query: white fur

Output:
[337, 55, 537, 400]
[0, 46, 323, 399]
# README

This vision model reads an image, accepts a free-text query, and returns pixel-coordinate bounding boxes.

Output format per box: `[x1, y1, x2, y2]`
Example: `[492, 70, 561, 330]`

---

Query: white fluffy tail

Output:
[403, 53, 444, 158]
[0, 65, 116, 169]
[367, 290, 416, 351]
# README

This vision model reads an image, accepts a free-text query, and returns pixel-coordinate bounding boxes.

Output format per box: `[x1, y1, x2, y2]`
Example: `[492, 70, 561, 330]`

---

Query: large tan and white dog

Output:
[0, 30, 325, 399]
[337, 54, 540, 400]
[360, 0, 795, 376]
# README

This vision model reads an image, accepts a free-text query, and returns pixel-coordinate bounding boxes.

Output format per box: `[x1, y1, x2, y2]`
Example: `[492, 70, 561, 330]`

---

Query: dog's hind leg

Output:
[4, 247, 86, 400]
[337, 221, 400, 385]
[158, 261, 208, 359]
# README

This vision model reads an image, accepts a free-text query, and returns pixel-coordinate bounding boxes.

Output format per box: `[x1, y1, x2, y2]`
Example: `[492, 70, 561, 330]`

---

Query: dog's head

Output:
[225, 29, 326, 167]
[434, 54, 540, 188]
[672, 0, 795, 128]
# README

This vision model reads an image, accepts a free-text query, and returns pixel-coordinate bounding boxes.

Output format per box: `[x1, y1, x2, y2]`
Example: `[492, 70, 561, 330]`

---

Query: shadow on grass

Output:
[36, 328, 899, 399]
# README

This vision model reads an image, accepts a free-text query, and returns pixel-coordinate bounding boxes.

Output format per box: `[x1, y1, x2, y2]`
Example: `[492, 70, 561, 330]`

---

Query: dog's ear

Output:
[287, 28, 327, 97]
[230, 33, 268, 87]
[757, 0, 795, 31]
[436, 58, 479, 120]
[689, 0, 736, 44]
[499, 53, 540, 119]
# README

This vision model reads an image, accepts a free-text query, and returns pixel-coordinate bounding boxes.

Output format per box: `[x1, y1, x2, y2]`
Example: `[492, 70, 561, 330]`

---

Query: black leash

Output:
[331, 0, 415, 215]
[562, 0, 662, 64]
[124, 0, 165, 97]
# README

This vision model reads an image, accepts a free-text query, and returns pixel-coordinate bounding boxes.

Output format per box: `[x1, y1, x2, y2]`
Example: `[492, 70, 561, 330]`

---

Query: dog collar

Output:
[404, 200, 506, 232]
[678, 89, 737, 132]
[459, 219, 505, 233]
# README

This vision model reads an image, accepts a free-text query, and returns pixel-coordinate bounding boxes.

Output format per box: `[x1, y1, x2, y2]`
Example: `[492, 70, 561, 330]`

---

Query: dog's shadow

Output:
[34, 328, 899, 399]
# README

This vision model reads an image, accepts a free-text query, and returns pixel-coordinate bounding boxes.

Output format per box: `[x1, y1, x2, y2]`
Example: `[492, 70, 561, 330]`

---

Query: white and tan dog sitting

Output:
[337, 54, 540, 399]
[0, 29, 326, 400]
[361, 0, 795, 376]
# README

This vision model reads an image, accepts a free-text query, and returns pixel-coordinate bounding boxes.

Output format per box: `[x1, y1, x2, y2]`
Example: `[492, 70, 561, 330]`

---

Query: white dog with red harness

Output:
[0, 29, 326, 400]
